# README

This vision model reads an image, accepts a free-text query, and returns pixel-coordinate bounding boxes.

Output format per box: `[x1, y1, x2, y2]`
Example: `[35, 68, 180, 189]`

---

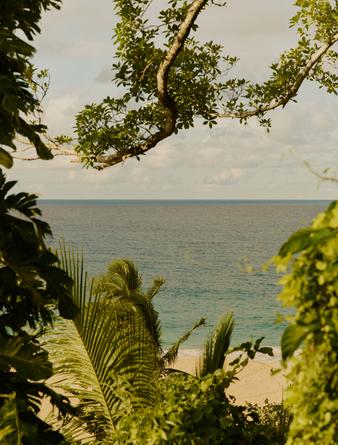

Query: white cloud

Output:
[205, 168, 246, 185]
[43, 94, 82, 135]
[95, 66, 112, 84]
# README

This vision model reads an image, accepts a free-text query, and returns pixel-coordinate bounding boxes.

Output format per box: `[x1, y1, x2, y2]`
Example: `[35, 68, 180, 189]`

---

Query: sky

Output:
[8, 0, 338, 199]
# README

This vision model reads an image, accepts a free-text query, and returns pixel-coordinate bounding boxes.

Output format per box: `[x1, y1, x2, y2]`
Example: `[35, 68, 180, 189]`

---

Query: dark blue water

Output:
[40, 200, 330, 350]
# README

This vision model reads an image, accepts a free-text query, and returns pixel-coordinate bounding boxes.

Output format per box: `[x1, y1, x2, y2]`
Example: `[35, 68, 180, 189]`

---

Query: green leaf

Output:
[0, 336, 53, 381]
[45, 246, 158, 438]
[198, 312, 234, 377]
[35, 139, 53, 160]
[2, 94, 19, 113]
[279, 228, 333, 257]
[258, 346, 274, 357]
[163, 317, 206, 367]
[278, 228, 313, 256]
[281, 323, 309, 361]
[0, 147, 13, 168]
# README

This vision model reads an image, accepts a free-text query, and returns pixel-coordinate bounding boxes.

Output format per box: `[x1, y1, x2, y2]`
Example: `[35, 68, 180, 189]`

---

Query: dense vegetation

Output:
[0, 0, 337, 443]
[0, 1, 76, 443]
[276, 202, 338, 444]
[47, 252, 280, 444]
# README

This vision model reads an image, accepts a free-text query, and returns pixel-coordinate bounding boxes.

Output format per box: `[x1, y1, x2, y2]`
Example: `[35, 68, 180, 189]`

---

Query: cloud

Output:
[205, 168, 246, 185]
[95, 66, 112, 84]
[35, 0, 114, 57]
[43, 94, 82, 135]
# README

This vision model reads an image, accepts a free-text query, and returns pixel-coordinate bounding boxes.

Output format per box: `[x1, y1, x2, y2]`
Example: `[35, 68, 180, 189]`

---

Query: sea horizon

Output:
[38, 198, 332, 204]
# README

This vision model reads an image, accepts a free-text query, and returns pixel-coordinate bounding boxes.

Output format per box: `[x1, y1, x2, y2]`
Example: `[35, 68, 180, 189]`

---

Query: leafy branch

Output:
[93, 0, 209, 168]
[74, 0, 337, 169]
[11, 1, 338, 170]
[218, 33, 338, 120]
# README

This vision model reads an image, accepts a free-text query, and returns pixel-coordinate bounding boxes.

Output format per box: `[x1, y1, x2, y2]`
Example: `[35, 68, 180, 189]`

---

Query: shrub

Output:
[276, 201, 338, 445]
[110, 369, 288, 444]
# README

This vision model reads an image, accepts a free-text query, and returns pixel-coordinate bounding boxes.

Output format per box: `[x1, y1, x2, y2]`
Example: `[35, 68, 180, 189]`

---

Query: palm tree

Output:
[45, 250, 235, 442]
[94, 258, 206, 370]
[197, 312, 234, 377]
[94, 259, 164, 352]
[45, 248, 158, 443]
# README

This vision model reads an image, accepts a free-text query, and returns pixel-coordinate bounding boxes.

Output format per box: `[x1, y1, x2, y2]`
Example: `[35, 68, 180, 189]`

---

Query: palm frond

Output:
[95, 258, 163, 352]
[162, 317, 206, 368]
[45, 245, 158, 442]
[105, 259, 142, 296]
[146, 277, 165, 300]
[198, 312, 234, 377]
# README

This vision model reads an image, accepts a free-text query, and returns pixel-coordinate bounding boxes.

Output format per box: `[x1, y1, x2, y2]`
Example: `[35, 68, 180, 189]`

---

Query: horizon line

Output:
[38, 198, 332, 201]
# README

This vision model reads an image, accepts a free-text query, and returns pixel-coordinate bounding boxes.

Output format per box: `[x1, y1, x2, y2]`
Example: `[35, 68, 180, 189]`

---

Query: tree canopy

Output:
[71, 0, 337, 169]
[0, 0, 62, 169]
[0, 2, 77, 443]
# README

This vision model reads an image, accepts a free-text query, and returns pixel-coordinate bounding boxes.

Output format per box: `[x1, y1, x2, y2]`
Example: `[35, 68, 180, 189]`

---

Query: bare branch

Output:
[218, 33, 338, 119]
[13, 150, 78, 161]
[303, 160, 338, 184]
[95, 0, 208, 169]
[13, 140, 79, 162]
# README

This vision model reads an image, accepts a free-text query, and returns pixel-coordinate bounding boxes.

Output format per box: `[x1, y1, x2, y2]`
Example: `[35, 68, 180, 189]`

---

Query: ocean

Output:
[40, 200, 330, 353]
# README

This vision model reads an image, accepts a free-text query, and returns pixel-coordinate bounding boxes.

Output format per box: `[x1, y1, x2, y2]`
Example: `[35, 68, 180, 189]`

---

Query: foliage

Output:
[94, 258, 206, 369]
[0, 3, 76, 441]
[94, 259, 165, 351]
[0, 0, 62, 167]
[46, 252, 277, 443]
[110, 364, 285, 444]
[0, 172, 77, 444]
[198, 311, 234, 377]
[46, 249, 159, 443]
[245, 401, 292, 445]
[74, 0, 337, 168]
[0, 393, 66, 445]
[275, 200, 338, 444]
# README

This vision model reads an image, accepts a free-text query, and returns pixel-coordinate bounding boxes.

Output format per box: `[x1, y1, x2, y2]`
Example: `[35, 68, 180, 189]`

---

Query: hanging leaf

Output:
[0, 147, 13, 169]
[281, 323, 310, 361]
[0, 336, 53, 381]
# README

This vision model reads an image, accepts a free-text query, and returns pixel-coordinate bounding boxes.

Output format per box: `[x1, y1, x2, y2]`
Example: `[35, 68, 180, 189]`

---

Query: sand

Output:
[172, 354, 285, 405]
[40, 354, 285, 422]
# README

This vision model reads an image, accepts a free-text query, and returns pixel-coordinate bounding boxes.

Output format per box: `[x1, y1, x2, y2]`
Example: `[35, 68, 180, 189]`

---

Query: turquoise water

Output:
[40, 200, 329, 351]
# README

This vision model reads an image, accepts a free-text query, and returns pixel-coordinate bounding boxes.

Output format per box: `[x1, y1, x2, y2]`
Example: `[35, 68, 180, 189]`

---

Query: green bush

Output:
[109, 369, 289, 445]
[0, 174, 76, 444]
[276, 201, 338, 445]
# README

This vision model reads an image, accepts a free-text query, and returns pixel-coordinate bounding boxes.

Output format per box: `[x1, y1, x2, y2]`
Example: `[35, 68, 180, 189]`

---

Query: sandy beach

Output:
[173, 353, 285, 405]
[40, 353, 285, 422]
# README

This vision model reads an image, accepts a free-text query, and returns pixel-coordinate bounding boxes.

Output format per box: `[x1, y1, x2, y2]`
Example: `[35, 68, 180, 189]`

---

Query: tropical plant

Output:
[94, 258, 206, 369]
[45, 249, 159, 443]
[0, 0, 62, 168]
[198, 312, 234, 377]
[242, 401, 292, 445]
[275, 200, 338, 445]
[94, 259, 165, 351]
[0, 173, 76, 444]
[0, 1, 79, 442]
[46, 251, 276, 443]
[109, 343, 276, 445]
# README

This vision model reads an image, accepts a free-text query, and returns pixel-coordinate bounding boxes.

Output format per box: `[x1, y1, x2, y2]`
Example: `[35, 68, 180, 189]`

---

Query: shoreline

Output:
[172, 352, 285, 405]
[170, 346, 282, 361]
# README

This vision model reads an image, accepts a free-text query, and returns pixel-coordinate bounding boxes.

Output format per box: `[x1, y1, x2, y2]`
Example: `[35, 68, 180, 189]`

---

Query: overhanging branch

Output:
[95, 0, 208, 169]
[218, 33, 338, 119]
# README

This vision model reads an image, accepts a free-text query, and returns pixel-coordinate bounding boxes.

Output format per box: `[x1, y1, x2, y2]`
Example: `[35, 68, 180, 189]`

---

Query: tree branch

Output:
[218, 33, 338, 119]
[13, 149, 78, 161]
[95, 0, 208, 169]
[303, 159, 338, 184]
[13, 139, 79, 162]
